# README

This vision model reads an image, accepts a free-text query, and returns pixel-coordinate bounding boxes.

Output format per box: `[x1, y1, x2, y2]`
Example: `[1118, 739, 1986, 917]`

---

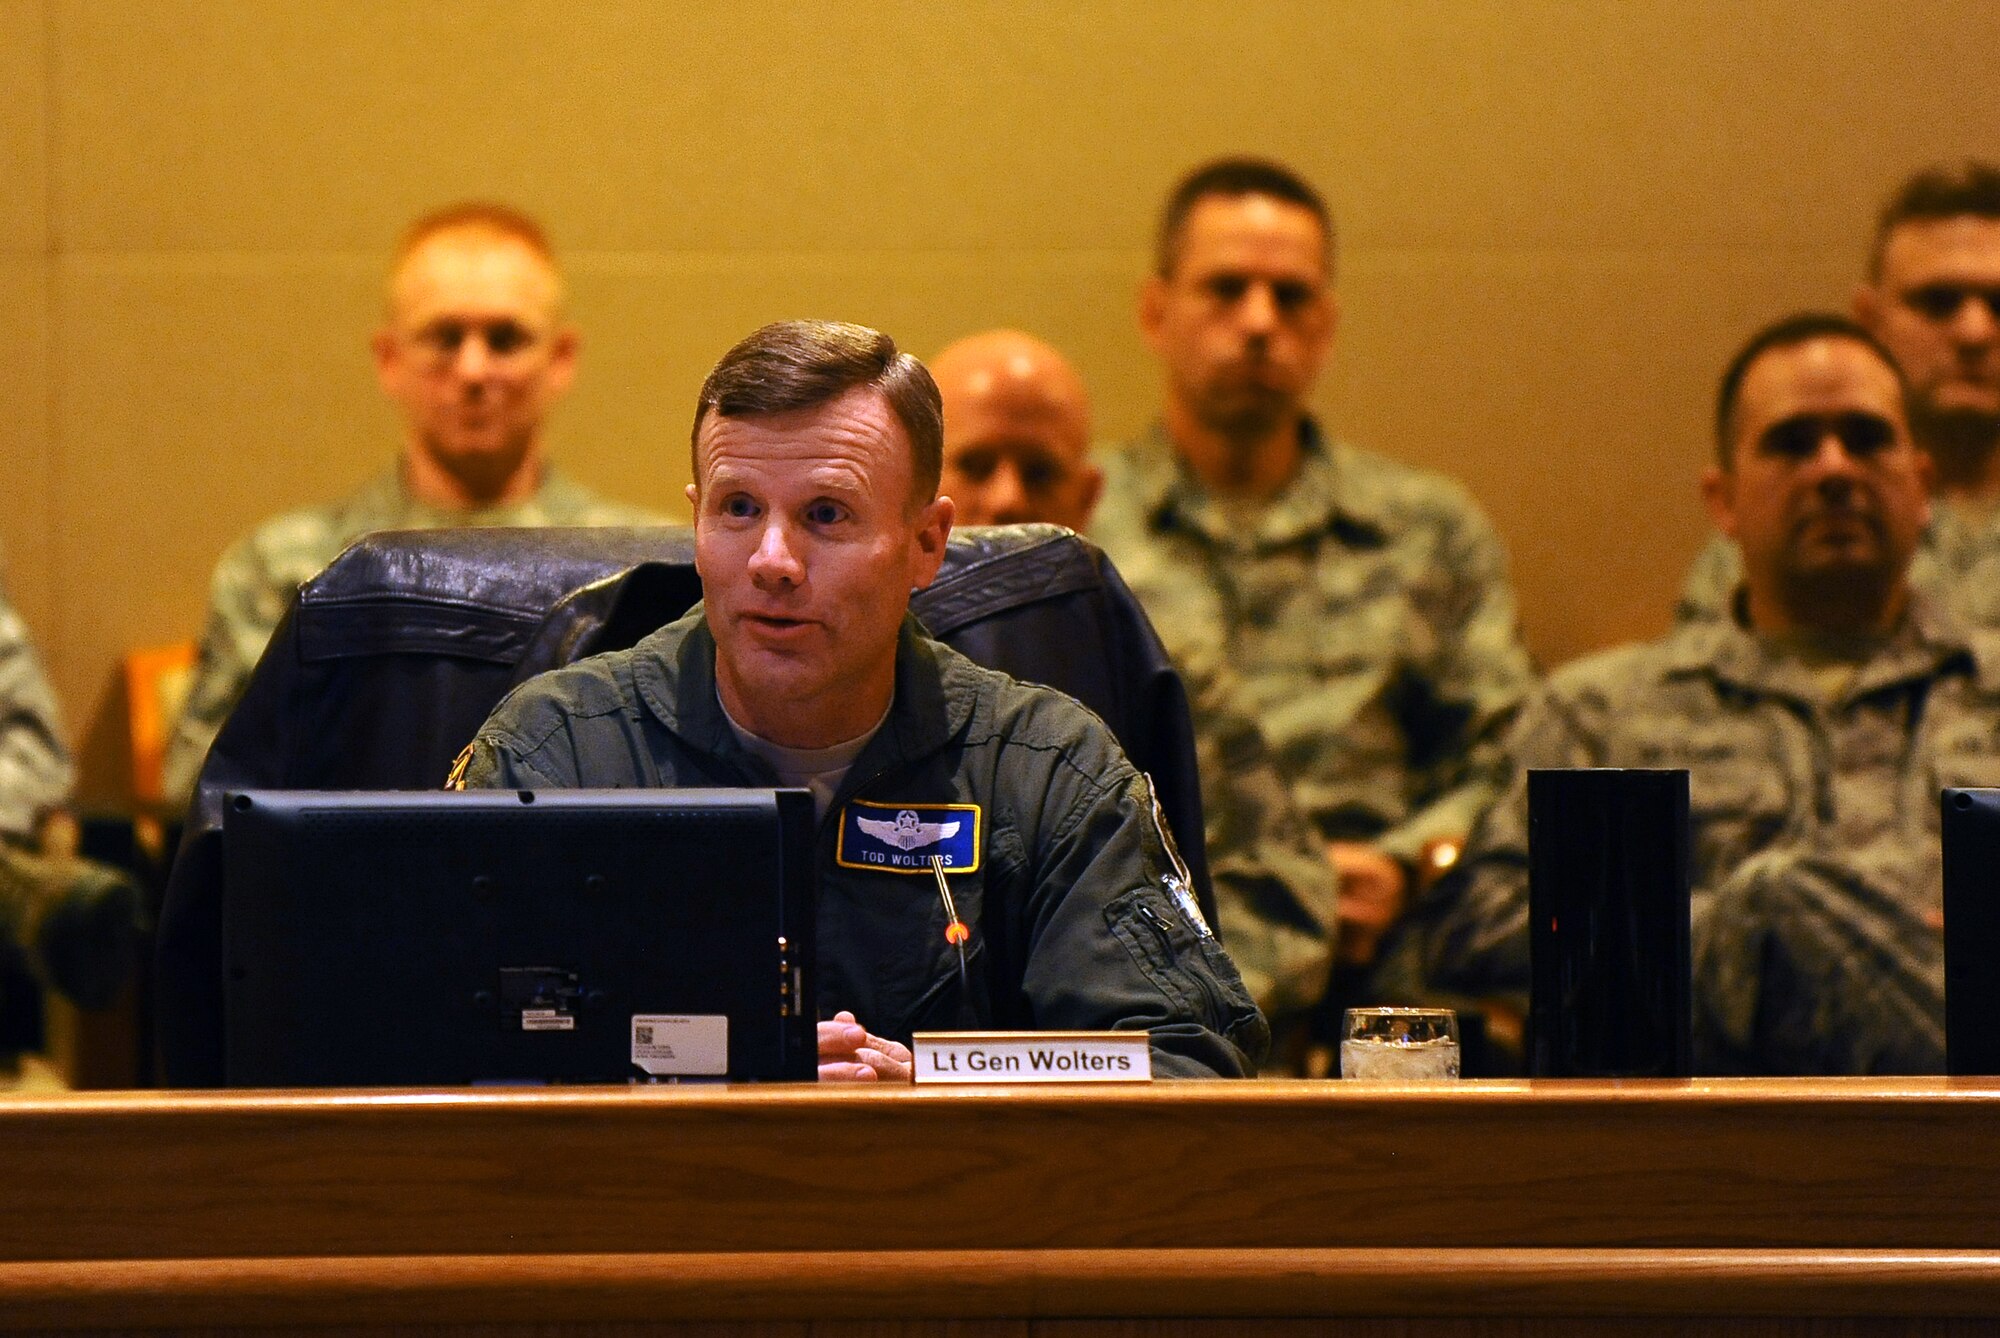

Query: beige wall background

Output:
[4, 0, 1998, 801]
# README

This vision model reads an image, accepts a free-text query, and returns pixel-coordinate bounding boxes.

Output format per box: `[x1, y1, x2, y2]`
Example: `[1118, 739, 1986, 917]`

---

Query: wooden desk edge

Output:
[6, 1248, 2000, 1328]
[9, 1075, 2000, 1118]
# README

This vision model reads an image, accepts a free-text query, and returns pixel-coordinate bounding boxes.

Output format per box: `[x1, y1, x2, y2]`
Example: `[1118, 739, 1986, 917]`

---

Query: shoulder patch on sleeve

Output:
[444, 743, 475, 791]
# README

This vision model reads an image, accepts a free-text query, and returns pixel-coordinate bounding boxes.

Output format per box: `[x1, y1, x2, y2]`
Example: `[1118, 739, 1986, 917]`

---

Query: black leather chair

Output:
[157, 523, 1207, 1084]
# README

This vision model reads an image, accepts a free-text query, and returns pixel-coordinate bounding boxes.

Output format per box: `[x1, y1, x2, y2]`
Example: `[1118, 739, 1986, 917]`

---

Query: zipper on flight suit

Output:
[823, 755, 984, 1027]
[1133, 898, 1225, 1022]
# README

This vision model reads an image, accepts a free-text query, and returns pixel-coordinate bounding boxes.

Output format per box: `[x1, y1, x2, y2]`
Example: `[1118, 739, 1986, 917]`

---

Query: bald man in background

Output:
[163, 202, 664, 805]
[932, 331, 1103, 532]
[932, 330, 1338, 1058]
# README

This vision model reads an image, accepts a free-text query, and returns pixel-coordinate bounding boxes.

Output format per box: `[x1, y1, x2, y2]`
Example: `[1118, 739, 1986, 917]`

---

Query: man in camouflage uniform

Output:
[930, 328, 1338, 1046]
[0, 555, 141, 1038]
[1089, 158, 1535, 983]
[1680, 162, 2000, 626]
[0, 555, 71, 845]
[1388, 313, 1999, 1074]
[162, 202, 663, 806]
[461, 320, 1266, 1081]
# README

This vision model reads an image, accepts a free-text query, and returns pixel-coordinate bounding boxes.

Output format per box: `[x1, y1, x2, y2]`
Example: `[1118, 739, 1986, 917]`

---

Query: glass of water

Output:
[1340, 1007, 1460, 1080]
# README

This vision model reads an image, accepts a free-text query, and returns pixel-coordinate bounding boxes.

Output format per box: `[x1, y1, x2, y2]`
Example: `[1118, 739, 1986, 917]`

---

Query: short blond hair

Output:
[384, 202, 565, 322]
[393, 200, 556, 270]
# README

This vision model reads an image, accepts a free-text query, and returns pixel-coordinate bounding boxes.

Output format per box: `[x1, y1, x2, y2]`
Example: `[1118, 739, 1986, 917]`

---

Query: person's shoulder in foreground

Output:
[465, 318, 1267, 1079]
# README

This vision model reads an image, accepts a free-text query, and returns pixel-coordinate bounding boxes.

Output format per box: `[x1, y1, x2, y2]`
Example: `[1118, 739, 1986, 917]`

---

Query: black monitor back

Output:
[222, 788, 816, 1086]
[1943, 787, 2000, 1074]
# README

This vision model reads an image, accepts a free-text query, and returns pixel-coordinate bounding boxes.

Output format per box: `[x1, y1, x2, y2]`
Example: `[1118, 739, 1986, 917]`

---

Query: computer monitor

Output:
[1943, 787, 2000, 1075]
[221, 788, 816, 1086]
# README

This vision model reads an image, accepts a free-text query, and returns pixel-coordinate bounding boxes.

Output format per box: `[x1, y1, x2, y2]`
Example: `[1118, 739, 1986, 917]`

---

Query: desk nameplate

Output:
[912, 1030, 1151, 1083]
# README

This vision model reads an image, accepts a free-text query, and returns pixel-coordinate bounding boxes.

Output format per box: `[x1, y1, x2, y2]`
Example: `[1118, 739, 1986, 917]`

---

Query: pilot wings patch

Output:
[837, 799, 982, 874]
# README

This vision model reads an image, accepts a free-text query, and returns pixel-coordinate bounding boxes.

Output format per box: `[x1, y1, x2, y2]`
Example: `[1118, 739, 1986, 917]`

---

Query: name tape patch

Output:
[836, 799, 981, 874]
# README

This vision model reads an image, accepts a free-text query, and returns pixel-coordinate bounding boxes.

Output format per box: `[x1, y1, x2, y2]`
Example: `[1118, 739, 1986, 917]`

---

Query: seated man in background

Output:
[0, 557, 70, 848]
[930, 328, 1338, 1063]
[1090, 157, 1536, 990]
[163, 202, 662, 806]
[458, 320, 1267, 1080]
[1382, 313, 2000, 1074]
[1681, 161, 2000, 624]
[0, 556, 140, 1051]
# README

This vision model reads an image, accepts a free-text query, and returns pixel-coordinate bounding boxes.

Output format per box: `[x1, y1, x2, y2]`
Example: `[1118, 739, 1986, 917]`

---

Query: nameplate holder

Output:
[912, 1030, 1152, 1084]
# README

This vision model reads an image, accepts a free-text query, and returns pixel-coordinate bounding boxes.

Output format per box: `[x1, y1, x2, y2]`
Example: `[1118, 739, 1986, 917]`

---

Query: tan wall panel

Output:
[568, 250, 1155, 505]
[52, 3, 2000, 255]
[53, 257, 389, 649]
[0, 0, 47, 252]
[31, 0, 2000, 799]
[1, 1, 53, 665]
[1327, 248, 1857, 667]
[0, 260, 55, 666]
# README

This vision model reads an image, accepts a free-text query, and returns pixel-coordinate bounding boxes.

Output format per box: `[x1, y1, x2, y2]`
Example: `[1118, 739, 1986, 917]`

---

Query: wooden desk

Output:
[3, 1078, 1998, 1334]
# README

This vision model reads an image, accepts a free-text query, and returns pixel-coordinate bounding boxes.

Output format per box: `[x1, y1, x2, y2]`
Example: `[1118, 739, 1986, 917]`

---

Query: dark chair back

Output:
[157, 523, 1205, 1083]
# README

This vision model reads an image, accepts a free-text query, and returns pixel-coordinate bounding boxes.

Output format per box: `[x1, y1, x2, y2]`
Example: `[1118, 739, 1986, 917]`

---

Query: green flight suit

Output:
[461, 607, 1270, 1078]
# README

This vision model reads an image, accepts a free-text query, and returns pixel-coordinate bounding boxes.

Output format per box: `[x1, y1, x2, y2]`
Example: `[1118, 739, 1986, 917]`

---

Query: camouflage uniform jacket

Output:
[0, 563, 72, 842]
[462, 608, 1270, 1078]
[163, 466, 664, 806]
[1089, 419, 1536, 865]
[1396, 596, 2000, 1026]
[1174, 639, 1338, 1028]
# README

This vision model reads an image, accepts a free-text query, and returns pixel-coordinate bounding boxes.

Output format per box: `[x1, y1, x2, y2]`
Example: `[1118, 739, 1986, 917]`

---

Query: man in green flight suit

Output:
[458, 320, 1267, 1081]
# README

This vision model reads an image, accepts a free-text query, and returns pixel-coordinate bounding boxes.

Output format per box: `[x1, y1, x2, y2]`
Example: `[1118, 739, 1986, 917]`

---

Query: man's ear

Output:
[1078, 463, 1105, 525]
[544, 326, 581, 400]
[370, 329, 400, 395]
[1699, 462, 1738, 538]
[910, 495, 955, 590]
[1138, 275, 1169, 356]
[1853, 281, 1886, 334]
[684, 482, 700, 512]
[1301, 288, 1340, 383]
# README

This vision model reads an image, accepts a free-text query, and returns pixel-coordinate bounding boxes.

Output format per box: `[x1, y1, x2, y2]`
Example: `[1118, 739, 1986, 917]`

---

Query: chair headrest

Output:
[290, 522, 1098, 660]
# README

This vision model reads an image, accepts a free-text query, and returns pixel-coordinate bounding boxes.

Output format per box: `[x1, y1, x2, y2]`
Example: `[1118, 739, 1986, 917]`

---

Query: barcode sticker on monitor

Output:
[631, 1014, 728, 1075]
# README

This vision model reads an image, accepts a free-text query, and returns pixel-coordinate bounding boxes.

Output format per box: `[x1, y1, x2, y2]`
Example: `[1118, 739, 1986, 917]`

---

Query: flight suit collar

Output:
[1137, 417, 1390, 551]
[628, 605, 972, 780]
